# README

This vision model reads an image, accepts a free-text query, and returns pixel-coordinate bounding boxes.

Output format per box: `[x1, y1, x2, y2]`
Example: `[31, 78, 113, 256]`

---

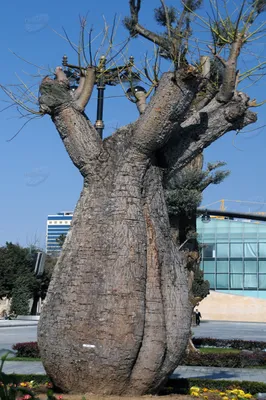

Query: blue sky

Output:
[0, 0, 266, 248]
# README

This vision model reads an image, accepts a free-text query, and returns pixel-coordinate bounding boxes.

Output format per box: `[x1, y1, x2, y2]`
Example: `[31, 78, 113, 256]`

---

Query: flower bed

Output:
[189, 386, 253, 399]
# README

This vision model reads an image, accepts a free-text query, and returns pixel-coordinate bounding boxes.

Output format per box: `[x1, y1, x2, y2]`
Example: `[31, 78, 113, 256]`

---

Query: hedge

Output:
[181, 350, 266, 367]
[192, 337, 266, 351]
[12, 342, 40, 358]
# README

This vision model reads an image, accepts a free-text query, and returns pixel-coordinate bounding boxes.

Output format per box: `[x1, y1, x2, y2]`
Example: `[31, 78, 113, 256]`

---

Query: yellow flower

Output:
[203, 388, 209, 392]
[222, 397, 229, 400]
[244, 395, 252, 399]
[219, 392, 226, 395]
[191, 391, 200, 397]
[190, 386, 200, 391]
[20, 382, 27, 387]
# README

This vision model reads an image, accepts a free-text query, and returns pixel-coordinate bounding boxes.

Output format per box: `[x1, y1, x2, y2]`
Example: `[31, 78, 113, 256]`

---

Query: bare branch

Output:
[74, 67, 96, 111]
[160, 0, 172, 39]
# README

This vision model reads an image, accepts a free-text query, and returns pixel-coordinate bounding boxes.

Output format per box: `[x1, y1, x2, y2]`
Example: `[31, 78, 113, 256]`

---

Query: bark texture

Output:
[38, 68, 256, 395]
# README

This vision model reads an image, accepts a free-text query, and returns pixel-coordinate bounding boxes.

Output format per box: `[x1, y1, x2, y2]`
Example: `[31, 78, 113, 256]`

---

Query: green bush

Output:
[10, 276, 31, 315]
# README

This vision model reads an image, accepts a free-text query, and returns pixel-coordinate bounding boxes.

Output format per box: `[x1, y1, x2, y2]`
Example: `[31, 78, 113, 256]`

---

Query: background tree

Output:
[2, 0, 265, 395]
[0, 243, 54, 315]
[56, 234, 67, 249]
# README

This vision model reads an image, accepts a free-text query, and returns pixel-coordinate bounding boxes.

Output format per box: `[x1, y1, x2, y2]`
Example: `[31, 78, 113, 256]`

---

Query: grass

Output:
[199, 347, 240, 354]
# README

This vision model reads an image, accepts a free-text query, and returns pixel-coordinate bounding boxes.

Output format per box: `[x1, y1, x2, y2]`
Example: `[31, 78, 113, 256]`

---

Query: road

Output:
[0, 325, 37, 353]
[1, 321, 266, 354]
[193, 321, 266, 341]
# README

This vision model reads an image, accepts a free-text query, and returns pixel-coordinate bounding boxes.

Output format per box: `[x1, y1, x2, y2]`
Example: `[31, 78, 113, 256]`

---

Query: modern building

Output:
[46, 211, 73, 254]
[197, 217, 266, 299]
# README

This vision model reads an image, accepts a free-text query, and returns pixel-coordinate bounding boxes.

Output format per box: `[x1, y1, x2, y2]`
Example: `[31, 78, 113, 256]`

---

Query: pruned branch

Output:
[216, 34, 243, 102]
[132, 70, 200, 154]
[163, 93, 257, 180]
[74, 67, 96, 111]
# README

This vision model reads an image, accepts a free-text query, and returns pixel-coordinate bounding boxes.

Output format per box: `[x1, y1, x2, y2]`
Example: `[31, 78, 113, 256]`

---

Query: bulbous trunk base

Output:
[38, 163, 192, 395]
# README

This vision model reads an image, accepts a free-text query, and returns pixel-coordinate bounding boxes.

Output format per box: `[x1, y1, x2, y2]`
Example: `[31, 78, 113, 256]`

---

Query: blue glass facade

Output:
[197, 217, 266, 298]
[46, 212, 73, 254]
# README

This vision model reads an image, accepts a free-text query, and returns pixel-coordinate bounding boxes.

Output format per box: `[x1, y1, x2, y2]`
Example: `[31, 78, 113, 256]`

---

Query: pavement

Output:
[2, 361, 266, 384]
[0, 320, 38, 328]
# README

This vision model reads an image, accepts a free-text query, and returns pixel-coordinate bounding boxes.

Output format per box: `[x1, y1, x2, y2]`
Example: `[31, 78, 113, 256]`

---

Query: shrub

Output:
[181, 350, 266, 367]
[192, 337, 266, 351]
[12, 342, 40, 358]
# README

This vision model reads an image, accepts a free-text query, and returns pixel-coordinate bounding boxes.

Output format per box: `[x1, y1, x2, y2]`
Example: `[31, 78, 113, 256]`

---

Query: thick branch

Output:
[216, 35, 243, 102]
[164, 93, 257, 181]
[39, 77, 102, 176]
[52, 109, 102, 177]
[132, 71, 200, 154]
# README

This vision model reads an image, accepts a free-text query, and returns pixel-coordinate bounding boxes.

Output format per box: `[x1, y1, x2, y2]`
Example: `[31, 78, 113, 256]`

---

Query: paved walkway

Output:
[2, 361, 266, 383]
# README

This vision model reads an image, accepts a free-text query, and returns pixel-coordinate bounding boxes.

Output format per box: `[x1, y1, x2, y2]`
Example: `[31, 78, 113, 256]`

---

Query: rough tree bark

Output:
[37, 57, 256, 395]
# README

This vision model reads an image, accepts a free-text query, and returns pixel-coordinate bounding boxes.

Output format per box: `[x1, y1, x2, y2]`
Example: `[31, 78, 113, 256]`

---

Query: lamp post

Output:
[94, 56, 106, 139]
[61, 55, 141, 139]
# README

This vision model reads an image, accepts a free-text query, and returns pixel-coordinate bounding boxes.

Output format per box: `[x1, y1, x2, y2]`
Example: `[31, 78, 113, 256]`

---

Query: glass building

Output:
[46, 211, 73, 254]
[197, 217, 266, 299]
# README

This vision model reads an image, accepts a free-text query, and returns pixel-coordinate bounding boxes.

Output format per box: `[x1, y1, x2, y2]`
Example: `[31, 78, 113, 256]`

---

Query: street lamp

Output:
[126, 86, 147, 114]
[201, 210, 211, 223]
[61, 55, 140, 139]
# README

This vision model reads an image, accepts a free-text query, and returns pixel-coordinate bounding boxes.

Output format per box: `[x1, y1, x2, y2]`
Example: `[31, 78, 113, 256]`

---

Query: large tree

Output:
[3, 0, 265, 395]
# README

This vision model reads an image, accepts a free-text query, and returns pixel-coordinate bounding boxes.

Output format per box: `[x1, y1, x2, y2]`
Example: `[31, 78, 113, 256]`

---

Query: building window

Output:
[244, 260, 257, 273]
[244, 243, 257, 258]
[259, 261, 266, 273]
[217, 274, 229, 289]
[204, 274, 215, 289]
[230, 274, 243, 289]
[259, 275, 266, 289]
[244, 274, 257, 289]
[216, 243, 229, 258]
[259, 243, 266, 257]
[230, 261, 243, 273]
[203, 244, 215, 258]
[203, 260, 215, 273]
[230, 243, 243, 258]
[217, 260, 229, 273]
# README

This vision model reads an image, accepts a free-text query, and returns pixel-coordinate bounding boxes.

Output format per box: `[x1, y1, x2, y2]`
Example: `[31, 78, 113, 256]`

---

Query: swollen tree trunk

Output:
[38, 67, 256, 395]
